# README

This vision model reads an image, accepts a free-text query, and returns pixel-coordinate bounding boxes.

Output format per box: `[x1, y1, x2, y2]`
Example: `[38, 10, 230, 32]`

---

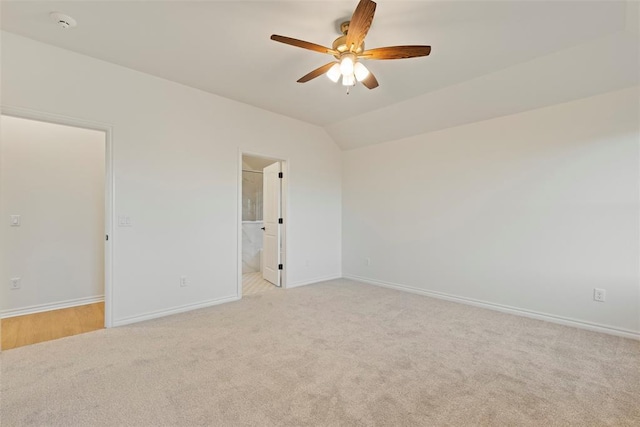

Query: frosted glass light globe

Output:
[354, 62, 370, 81]
[340, 55, 355, 76]
[326, 63, 341, 82]
[342, 73, 355, 86]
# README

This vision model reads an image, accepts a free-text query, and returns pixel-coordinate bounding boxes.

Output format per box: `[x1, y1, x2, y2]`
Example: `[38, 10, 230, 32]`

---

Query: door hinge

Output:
[278, 218, 283, 224]
[278, 264, 283, 270]
[106, 234, 109, 241]
[278, 172, 283, 178]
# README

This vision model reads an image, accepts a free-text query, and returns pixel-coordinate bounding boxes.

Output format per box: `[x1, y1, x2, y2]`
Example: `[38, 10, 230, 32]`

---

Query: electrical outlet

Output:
[594, 288, 606, 302]
[365, 257, 371, 266]
[10, 277, 21, 290]
[180, 276, 188, 287]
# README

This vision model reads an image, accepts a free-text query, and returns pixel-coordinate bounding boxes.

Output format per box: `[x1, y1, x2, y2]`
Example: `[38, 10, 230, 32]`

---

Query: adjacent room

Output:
[0, 115, 107, 350]
[241, 154, 284, 294]
[1, 0, 638, 425]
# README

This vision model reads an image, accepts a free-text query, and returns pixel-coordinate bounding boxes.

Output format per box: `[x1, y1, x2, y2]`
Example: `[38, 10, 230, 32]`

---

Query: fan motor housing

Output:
[332, 22, 365, 55]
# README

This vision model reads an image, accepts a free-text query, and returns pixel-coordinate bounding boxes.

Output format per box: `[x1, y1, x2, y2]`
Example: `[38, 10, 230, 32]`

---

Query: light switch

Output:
[10, 215, 21, 226]
[118, 216, 132, 227]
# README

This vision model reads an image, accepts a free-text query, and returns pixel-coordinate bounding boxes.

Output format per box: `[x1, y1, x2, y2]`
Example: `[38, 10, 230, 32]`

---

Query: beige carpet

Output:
[1, 279, 638, 426]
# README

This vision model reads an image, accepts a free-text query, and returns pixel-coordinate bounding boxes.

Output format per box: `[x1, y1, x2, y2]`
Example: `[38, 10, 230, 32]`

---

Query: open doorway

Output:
[0, 112, 112, 349]
[240, 154, 286, 296]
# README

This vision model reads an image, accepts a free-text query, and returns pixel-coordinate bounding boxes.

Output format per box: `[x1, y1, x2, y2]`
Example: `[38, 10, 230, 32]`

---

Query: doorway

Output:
[0, 111, 113, 349]
[239, 153, 287, 296]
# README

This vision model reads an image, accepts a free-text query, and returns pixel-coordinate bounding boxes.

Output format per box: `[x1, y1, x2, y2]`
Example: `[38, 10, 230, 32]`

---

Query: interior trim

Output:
[1, 296, 105, 319]
[112, 295, 240, 327]
[344, 275, 640, 340]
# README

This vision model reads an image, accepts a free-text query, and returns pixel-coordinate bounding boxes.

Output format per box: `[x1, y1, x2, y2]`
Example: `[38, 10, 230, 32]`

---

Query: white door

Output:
[262, 162, 281, 286]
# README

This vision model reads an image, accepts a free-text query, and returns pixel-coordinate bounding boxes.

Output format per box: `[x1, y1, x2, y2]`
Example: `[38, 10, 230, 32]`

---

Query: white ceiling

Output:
[1, 1, 638, 149]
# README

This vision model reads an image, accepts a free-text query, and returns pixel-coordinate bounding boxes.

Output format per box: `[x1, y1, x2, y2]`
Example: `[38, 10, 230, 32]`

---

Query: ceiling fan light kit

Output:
[270, 0, 431, 93]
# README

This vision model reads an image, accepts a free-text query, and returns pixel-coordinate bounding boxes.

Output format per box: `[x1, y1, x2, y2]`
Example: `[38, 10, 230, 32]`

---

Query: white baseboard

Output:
[1, 295, 105, 319]
[112, 295, 240, 327]
[288, 274, 342, 289]
[344, 275, 640, 340]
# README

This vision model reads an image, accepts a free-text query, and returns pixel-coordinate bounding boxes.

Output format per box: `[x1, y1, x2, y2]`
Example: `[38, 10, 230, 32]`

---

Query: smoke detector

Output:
[50, 12, 77, 29]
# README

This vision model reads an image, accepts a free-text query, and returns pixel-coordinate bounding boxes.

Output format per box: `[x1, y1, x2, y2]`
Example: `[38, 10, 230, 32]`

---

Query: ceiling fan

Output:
[270, 0, 431, 91]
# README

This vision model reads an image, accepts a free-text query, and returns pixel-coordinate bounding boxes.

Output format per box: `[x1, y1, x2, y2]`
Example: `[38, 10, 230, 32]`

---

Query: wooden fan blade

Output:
[297, 62, 337, 83]
[361, 70, 379, 89]
[359, 45, 431, 60]
[271, 34, 337, 55]
[345, 0, 377, 53]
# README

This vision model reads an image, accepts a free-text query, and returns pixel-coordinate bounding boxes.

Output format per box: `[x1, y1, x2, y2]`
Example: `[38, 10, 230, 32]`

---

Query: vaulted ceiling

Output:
[1, 1, 638, 149]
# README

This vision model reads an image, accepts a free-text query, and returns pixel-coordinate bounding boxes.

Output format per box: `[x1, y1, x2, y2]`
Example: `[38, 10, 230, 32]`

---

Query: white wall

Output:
[0, 116, 105, 314]
[343, 87, 640, 336]
[1, 32, 342, 326]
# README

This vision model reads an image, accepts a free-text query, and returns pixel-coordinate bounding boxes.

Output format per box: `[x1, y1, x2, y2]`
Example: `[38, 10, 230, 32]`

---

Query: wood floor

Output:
[1, 302, 104, 351]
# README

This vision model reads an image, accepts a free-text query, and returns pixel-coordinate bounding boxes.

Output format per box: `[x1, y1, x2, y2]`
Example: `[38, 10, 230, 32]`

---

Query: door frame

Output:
[1, 106, 115, 328]
[237, 150, 288, 297]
